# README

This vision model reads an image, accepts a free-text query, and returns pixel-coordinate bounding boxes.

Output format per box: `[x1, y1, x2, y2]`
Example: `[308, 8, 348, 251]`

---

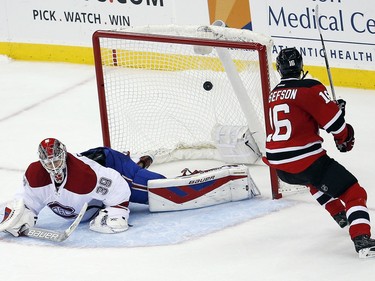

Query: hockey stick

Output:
[315, 5, 336, 101]
[19, 202, 88, 242]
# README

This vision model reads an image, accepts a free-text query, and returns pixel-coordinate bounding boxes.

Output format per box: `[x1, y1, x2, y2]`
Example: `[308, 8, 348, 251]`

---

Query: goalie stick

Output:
[19, 202, 88, 243]
[315, 5, 336, 101]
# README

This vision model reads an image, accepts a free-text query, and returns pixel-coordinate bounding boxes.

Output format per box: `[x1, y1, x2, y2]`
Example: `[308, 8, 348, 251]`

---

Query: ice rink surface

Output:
[1, 56, 375, 280]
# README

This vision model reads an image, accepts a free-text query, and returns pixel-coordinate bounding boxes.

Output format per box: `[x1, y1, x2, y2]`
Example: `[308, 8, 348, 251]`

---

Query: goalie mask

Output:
[38, 138, 67, 184]
[276, 47, 303, 79]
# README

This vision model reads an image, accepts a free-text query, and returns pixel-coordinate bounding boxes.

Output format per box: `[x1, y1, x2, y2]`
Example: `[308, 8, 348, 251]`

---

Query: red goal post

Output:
[92, 24, 283, 199]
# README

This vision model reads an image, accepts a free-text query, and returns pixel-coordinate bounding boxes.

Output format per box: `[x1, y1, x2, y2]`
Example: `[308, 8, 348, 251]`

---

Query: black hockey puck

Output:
[203, 81, 213, 91]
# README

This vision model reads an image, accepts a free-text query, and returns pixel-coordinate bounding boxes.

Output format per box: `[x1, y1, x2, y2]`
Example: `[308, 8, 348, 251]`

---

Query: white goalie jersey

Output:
[16, 153, 131, 223]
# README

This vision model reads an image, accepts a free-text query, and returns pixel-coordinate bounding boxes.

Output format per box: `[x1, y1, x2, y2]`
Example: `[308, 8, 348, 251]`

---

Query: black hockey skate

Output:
[332, 211, 348, 228]
[353, 235, 375, 258]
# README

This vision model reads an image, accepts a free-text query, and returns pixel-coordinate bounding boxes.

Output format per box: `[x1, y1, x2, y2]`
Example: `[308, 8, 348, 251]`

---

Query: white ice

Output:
[0, 56, 374, 280]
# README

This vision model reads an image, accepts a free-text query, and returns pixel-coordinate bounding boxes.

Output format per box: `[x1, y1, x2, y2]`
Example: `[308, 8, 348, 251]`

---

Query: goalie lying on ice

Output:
[0, 140, 260, 237]
[80, 147, 260, 212]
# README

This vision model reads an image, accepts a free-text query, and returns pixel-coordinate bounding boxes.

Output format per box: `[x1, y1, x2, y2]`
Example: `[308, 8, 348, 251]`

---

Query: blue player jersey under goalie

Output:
[80, 147, 165, 204]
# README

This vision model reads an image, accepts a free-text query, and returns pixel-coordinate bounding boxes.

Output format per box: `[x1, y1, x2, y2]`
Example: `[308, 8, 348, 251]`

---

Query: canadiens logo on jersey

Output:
[47, 201, 77, 219]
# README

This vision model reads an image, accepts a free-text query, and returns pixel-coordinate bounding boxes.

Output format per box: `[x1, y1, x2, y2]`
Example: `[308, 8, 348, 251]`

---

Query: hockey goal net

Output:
[92, 24, 286, 199]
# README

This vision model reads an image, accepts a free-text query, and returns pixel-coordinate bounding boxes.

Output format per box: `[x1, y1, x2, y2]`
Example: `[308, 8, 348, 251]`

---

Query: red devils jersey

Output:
[264, 78, 347, 173]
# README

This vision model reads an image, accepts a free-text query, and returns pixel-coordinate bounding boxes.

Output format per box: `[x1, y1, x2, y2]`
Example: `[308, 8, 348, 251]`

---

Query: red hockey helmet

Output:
[38, 138, 67, 184]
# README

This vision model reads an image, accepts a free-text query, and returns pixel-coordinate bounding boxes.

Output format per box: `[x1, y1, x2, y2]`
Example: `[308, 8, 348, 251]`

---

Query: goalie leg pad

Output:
[212, 125, 262, 164]
[148, 165, 260, 212]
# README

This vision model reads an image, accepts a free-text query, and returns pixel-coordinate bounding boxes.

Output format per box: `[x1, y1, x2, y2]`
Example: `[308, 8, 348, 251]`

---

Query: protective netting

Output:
[94, 25, 278, 164]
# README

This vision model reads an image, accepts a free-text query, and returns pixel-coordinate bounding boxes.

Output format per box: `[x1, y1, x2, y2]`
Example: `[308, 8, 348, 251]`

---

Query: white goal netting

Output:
[93, 24, 279, 165]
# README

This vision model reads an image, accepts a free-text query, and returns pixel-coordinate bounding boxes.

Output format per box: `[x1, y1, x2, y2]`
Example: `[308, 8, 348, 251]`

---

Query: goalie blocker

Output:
[147, 165, 260, 212]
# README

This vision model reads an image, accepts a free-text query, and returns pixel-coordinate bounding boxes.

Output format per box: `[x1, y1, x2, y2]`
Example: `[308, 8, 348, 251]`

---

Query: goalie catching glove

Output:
[335, 123, 355, 153]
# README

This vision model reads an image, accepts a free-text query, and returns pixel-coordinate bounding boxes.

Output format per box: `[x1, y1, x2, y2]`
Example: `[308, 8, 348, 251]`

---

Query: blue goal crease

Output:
[0, 197, 295, 248]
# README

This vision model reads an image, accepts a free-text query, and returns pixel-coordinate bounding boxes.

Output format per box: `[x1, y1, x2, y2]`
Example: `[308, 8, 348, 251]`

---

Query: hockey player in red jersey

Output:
[263, 47, 375, 257]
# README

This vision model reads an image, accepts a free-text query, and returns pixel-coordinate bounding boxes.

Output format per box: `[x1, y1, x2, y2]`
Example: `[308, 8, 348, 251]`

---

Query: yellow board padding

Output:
[101, 48, 258, 72]
[0, 42, 374, 89]
[304, 65, 375, 90]
[0, 42, 94, 64]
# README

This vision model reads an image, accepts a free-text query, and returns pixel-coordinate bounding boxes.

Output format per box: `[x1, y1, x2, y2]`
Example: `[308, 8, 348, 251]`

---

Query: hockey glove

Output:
[335, 123, 355, 152]
[336, 99, 346, 116]
[89, 209, 129, 234]
[0, 200, 37, 237]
